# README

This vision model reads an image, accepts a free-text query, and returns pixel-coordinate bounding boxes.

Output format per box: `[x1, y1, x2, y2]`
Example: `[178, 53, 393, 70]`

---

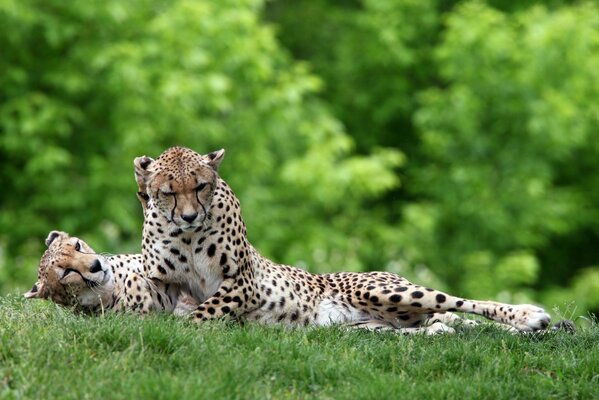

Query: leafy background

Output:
[1, 0, 598, 318]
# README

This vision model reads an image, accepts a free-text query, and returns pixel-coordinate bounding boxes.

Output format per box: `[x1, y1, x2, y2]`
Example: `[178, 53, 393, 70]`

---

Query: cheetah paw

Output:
[426, 322, 456, 335]
[173, 294, 199, 316]
[509, 304, 551, 332]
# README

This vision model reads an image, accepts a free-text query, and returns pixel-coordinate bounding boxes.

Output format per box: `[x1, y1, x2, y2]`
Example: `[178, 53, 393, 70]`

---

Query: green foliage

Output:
[0, 0, 401, 292]
[409, 1, 599, 303]
[266, 0, 599, 314]
[1, 295, 598, 399]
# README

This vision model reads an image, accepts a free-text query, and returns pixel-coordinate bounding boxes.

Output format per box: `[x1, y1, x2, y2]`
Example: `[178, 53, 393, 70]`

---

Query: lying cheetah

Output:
[134, 146, 553, 334]
[25, 230, 196, 315]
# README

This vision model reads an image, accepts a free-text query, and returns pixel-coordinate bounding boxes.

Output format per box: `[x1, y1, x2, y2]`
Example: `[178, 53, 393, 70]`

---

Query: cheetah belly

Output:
[314, 298, 371, 326]
[243, 297, 370, 327]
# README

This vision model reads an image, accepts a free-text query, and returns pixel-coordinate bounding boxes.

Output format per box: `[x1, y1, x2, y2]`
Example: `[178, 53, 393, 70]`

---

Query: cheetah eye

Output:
[62, 268, 76, 278]
[195, 183, 207, 192]
[161, 190, 176, 196]
[74, 241, 81, 251]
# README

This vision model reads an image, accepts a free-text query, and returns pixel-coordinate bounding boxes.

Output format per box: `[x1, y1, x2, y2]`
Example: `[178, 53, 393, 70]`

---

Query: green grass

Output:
[1, 294, 598, 400]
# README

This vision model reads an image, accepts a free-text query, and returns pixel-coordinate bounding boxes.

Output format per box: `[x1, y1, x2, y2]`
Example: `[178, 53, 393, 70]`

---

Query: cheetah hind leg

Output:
[425, 312, 480, 329]
[424, 312, 524, 333]
[386, 286, 551, 332]
[348, 319, 455, 336]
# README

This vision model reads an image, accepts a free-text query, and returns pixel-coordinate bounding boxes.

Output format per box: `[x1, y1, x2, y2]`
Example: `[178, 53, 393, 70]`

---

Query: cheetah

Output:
[133, 146, 553, 334]
[25, 230, 196, 315]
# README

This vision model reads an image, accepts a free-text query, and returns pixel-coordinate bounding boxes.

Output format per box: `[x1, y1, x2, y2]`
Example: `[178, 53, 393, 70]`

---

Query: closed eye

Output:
[195, 183, 207, 192]
[161, 190, 176, 196]
[62, 268, 77, 278]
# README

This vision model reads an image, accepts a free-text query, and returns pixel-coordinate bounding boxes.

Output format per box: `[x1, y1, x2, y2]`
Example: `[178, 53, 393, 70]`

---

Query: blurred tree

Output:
[408, 2, 599, 304]
[0, 0, 402, 292]
[266, 0, 599, 313]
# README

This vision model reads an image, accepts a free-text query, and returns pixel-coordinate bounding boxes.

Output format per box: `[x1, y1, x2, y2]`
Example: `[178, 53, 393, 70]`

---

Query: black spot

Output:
[456, 300, 464, 307]
[395, 286, 408, 292]
[370, 296, 379, 303]
[157, 266, 167, 274]
[170, 248, 180, 255]
[411, 291, 424, 299]
[390, 294, 402, 303]
[169, 229, 183, 237]
[436, 294, 447, 303]
[220, 253, 227, 266]
[411, 302, 422, 307]
[222, 306, 231, 314]
[207, 307, 216, 315]
[207, 244, 216, 257]
[165, 259, 176, 270]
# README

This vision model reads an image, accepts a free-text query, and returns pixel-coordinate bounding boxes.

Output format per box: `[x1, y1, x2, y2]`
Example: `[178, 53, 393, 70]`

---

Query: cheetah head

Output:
[134, 146, 224, 231]
[24, 231, 114, 311]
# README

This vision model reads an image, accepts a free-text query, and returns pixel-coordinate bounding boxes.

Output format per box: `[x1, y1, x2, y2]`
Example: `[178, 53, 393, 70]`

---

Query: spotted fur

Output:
[25, 231, 196, 315]
[134, 146, 552, 334]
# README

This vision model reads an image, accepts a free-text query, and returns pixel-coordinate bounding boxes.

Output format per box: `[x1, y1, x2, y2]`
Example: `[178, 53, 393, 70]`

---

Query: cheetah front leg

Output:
[190, 276, 252, 322]
[119, 272, 172, 315]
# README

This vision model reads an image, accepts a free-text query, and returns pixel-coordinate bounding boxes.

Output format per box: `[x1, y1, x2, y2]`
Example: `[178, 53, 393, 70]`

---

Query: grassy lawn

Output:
[1, 294, 597, 400]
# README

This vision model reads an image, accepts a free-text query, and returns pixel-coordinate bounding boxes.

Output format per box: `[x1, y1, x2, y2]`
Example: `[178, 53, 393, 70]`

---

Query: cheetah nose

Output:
[181, 213, 198, 223]
[90, 259, 103, 273]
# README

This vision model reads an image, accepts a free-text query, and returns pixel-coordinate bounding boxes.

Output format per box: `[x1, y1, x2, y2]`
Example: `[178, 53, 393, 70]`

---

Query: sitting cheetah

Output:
[25, 230, 196, 315]
[133, 146, 552, 334]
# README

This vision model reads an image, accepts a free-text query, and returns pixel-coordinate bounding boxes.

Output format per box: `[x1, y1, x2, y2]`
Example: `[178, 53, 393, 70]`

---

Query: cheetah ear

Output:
[134, 156, 155, 193]
[204, 149, 225, 171]
[24, 282, 41, 299]
[45, 231, 66, 247]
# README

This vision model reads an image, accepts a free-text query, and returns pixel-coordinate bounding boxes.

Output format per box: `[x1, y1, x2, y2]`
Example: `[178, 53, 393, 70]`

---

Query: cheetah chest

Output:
[149, 235, 223, 303]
